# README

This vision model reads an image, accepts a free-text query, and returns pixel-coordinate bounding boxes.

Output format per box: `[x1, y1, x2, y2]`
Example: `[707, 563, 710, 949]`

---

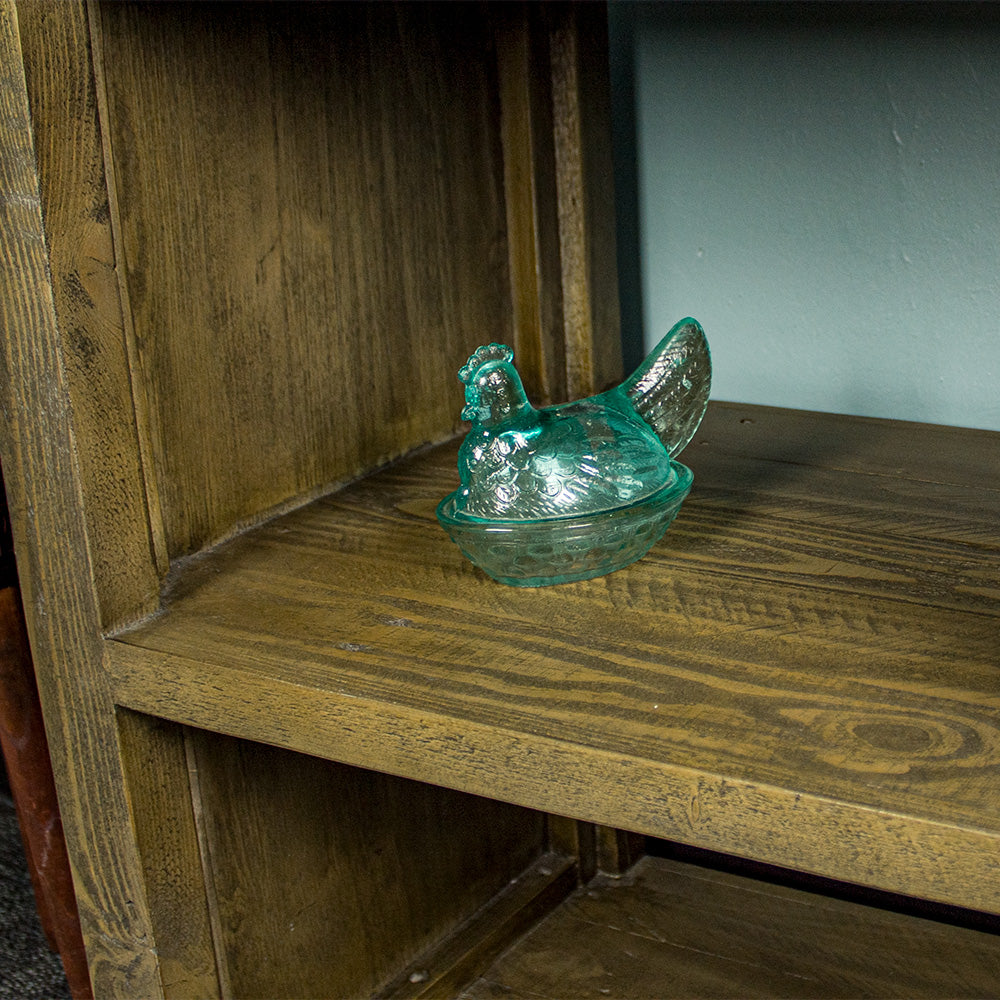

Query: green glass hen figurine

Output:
[437, 318, 711, 586]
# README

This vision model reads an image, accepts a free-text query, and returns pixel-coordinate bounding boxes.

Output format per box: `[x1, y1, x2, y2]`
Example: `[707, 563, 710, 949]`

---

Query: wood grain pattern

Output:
[186, 728, 546, 999]
[95, 1, 514, 560]
[116, 711, 220, 1000]
[109, 635, 1000, 916]
[550, 2, 623, 398]
[460, 855, 1000, 999]
[16, 0, 160, 630]
[8, 5, 630, 992]
[0, 3, 159, 991]
[496, 4, 565, 405]
[12, 0, 1000, 990]
[494, 2, 623, 406]
[109, 402, 1000, 913]
[380, 852, 577, 1000]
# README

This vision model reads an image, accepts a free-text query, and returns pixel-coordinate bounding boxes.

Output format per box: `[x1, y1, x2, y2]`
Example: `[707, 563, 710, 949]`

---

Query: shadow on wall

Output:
[608, 2, 644, 374]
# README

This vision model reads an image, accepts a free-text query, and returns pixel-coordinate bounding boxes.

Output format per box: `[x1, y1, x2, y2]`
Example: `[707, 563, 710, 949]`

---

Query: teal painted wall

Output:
[611, 4, 1000, 431]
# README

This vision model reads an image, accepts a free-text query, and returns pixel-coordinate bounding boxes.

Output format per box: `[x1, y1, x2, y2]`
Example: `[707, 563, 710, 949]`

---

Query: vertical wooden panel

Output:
[496, 4, 566, 405]
[16, 0, 162, 630]
[550, 2, 623, 397]
[96, 2, 514, 559]
[496, 2, 623, 405]
[548, 815, 597, 884]
[189, 731, 547, 999]
[117, 711, 220, 1000]
[596, 827, 646, 875]
[548, 818, 643, 880]
[0, 2, 160, 992]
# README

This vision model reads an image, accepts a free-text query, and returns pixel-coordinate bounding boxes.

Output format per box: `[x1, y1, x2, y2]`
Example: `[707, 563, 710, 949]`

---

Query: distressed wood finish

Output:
[496, 5, 566, 405]
[184, 729, 546, 999]
[8, 0, 1000, 993]
[110, 402, 1000, 913]
[115, 711, 220, 999]
[91, 2, 622, 566]
[550, 2, 623, 397]
[16, 0, 161, 629]
[3, 2, 628, 993]
[0, 3, 159, 991]
[461, 855, 1000, 999]
[95, 1, 513, 561]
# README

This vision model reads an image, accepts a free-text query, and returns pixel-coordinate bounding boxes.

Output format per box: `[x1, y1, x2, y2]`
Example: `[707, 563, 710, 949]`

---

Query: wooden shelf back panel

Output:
[96, 1, 513, 560]
[188, 729, 547, 999]
[111, 402, 1000, 913]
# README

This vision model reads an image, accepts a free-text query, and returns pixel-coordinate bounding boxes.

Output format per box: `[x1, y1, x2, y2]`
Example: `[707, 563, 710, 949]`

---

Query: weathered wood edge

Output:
[0, 2, 160, 993]
[496, 2, 622, 403]
[84, 0, 170, 585]
[15, 0, 163, 631]
[115, 710, 221, 1000]
[106, 640, 1000, 916]
[550, 2, 622, 398]
[496, 5, 563, 405]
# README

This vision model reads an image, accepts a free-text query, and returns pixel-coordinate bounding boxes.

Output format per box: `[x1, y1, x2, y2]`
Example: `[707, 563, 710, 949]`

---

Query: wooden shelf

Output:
[110, 401, 1000, 914]
[21, 4, 997, 991]
[459, 854, 1000, 999]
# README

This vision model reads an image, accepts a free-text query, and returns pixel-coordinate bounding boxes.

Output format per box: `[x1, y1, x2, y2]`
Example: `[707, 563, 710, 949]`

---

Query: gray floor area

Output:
[0, 794, 71, 1000]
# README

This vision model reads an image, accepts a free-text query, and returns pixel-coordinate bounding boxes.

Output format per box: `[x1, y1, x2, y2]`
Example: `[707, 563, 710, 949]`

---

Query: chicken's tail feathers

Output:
[621, 317, 712, 458]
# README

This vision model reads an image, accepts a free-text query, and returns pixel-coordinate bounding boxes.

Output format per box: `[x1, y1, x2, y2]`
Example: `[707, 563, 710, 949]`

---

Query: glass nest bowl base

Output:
[437, 462, 693, 587]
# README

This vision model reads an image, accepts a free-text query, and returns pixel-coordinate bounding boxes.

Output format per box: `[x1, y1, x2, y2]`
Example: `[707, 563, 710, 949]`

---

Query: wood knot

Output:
[781, 707, 987, 775]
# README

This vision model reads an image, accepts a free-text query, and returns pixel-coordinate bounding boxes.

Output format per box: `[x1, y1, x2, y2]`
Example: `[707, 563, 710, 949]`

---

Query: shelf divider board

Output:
[109, 402, 1000, 914]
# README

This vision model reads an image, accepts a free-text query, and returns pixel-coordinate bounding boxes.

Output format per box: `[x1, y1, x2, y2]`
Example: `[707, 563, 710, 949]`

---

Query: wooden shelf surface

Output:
[109, 402, 1000, 912]
[459, 854, 1000, 999]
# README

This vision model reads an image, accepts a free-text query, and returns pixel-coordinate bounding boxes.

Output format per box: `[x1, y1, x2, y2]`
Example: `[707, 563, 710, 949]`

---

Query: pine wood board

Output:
[182, 728, 546, 1000]
[697, 402, 1000, 489]
[3, 5, 635, 992]
[459, 855, 1000, 999]
[0, 2, 160, 990]
[550, 3, 623, 400]
[116, 711, 220, 999]
[16, 0, 162, 629]
[109, 402, 1000, 912]
[94, 1, 513, 561]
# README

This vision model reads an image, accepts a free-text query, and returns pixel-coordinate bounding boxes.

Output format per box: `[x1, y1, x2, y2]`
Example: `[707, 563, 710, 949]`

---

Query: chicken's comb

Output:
[458, 343, 514, 384]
